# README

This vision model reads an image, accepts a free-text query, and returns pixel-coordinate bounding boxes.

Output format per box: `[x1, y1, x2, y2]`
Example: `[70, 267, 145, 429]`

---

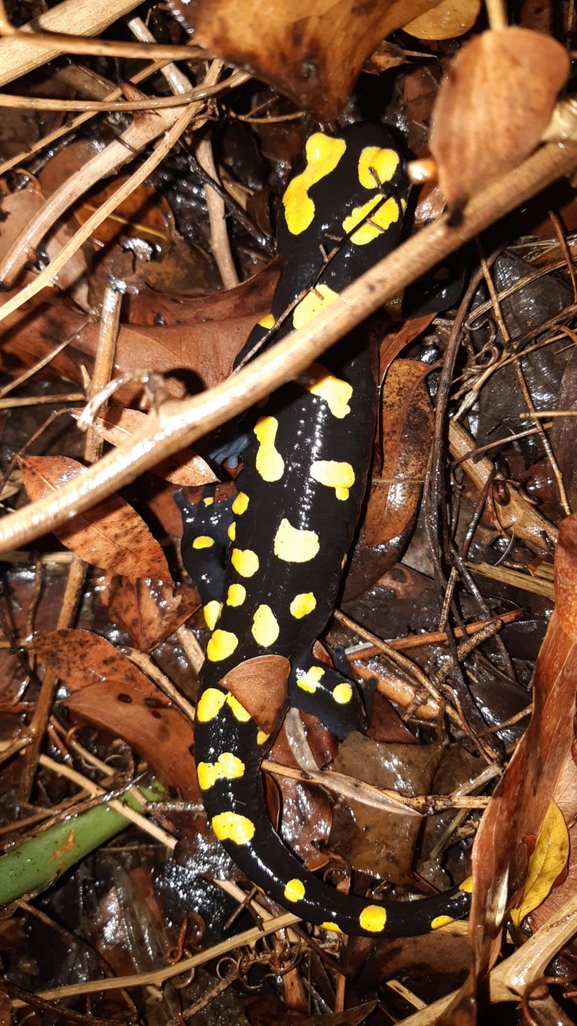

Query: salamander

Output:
[178, 123, 471, 937]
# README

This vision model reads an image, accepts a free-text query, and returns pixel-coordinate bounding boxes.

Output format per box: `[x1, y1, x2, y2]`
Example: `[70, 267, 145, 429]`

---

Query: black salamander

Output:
[178, 124, 471, 937]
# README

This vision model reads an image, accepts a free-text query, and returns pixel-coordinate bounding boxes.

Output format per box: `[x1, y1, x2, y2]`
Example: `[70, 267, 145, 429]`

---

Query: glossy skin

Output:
[182, 125, 471, 936]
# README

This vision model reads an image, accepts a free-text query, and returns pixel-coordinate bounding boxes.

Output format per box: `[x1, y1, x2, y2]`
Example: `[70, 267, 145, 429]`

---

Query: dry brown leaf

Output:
[32, 629, 163, 697]
[20, 455, 172, 581]
[221, 655, 290, 734]
[404, 0, 481, 40]
[104, 575, 201, 652]
[32, 628, 198, 799]
[169, 0, 446, 121]
[0, 262, 279, 400]
[467, 513, 577, 977]
[365, 360, 433, 545]
[430, 27, 570, 206]
[70, 408, 217, 487]
[450, 420, 558, 554]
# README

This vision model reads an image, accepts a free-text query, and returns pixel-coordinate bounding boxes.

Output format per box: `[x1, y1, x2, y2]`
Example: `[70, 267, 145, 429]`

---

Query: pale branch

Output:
[0, 133, 576, 553]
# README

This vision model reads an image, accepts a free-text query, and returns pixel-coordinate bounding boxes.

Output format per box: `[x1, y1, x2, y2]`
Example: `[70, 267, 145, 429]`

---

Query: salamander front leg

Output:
[289, 652, 368, 738]
[175, 487, 233, 630]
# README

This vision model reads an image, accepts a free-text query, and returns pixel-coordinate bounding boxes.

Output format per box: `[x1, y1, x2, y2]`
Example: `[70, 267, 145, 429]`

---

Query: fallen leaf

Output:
[67, 681, 199, 800]
[365, 360, 433, 545]
[510, 800, 569, 926]
[104, 576, 201, 652]
[0, 261, 279, 401]
[75, 179, 174, 247]
[20, 455, 171, 581]
[467, 513, 577, 977]
[32, 629, 162, 697]
[430, 27, 570, 206]
[268, 714, 334, 867]
[404, 0, 481, 40]
[169, 0, 447, 121]
[32, 629, 198, 799]
[221, 655, 290, 734]
[69, 408, 217, 487]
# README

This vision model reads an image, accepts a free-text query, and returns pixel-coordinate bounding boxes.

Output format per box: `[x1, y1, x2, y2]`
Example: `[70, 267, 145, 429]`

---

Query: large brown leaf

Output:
[104, 575, 201, 652]
[69, 409, 217, 487]
[169, 0, 446, 121]
[20, 455, 171, 581]
[430, 27, 570, 207]
[32, 629, 198, 799]
[0, 262, 279, 401]
[365, 360, 433, 545]
[466, 513, 577, 976]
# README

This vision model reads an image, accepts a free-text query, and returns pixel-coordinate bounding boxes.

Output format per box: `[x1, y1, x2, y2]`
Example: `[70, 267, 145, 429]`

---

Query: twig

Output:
[0, 135, 576, 552]
[0, 69, 247, 289]
[348, 609, 523, 655]
[261, 759, 490, 813]
[0, 0, 205, 89]
[485, 0, 508, 30]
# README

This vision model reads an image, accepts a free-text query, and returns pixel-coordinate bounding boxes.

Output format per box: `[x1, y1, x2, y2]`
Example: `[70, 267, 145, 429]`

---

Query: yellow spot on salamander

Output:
[252, 604, 280, 647]
[259, 313, 275, 329]
[283, 133, 346, 235]
[297, 665, 325, 694]
[293, 283, 339, 330]
[274, 518, 319, 563]
[321, 921, 343, 934]
[206, 630, 239, 663]
[342, 195, 400, 246]
[431, 915, 455, 929]
[358, 146, 400, 189]
[341, 554, 347, 569]
[310, 460, 355, 501]
[228, 522, 236, 541]
[359, 905, 387, 933]
[254, 416, 285, 482]
[231, 548, 259, 578]
[257, 730, 270, 745]
[226, 693, 251, 722]
[203, 600, 222, 631]
[289, 592, 317, 618]
[232, 492, 250, 516]
[203, 496, 214, 506]
[197, 752, 245, 790]
[212, 812, 255, 845]
[226, 583, 246, 607]
[459, 876, 473, 893]
[284, 878, 306, 902]
[333, 682, 353, 705]
[192, 535, 214, 549]
[197, 687, 227, 722]
[305, 364, 352, 419]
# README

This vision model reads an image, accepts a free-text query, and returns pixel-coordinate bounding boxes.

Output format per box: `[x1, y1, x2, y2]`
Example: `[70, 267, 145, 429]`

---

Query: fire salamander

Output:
[177, 124, 472, 937]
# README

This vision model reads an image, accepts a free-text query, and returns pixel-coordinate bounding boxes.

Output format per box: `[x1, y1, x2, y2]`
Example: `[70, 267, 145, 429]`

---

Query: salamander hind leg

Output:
[290, 652, 368, 738]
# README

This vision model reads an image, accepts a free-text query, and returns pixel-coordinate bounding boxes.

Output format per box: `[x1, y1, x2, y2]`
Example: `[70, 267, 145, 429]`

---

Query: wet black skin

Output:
[182, 124, 471, 936]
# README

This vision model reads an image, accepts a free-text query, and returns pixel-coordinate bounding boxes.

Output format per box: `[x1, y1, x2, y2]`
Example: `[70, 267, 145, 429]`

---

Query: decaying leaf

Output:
[403, 0, 481, 40]
[365, 360, 433, 546]
[70, 408, 217, 487]
[221, 655, 291, 734]
[169, 0, 446, 121]
[430, 27, 570, 206]
[32, 629, 198, 799]
[104, 575, 201, 652]
[467, 513, 577, 976]
[510, 800, 569, 926]
[20, 455, 172, 581]
[450, 420, 558, 554]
